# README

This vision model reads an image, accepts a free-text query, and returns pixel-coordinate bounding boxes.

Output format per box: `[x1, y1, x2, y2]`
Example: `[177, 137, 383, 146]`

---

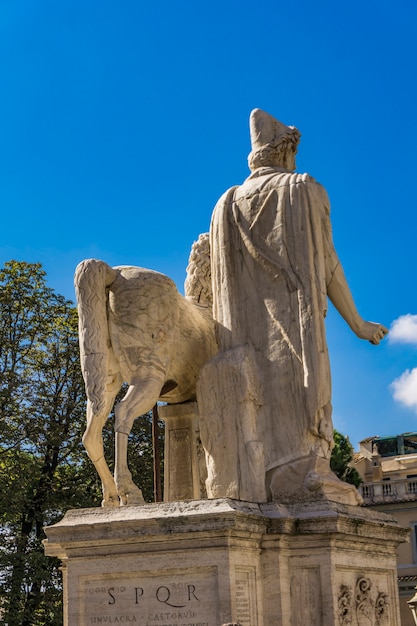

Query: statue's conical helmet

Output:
[249, 108, 300, 151]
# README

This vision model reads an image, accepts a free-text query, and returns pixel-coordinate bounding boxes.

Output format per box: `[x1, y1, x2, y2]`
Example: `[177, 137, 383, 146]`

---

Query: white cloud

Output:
[390, 368, 417, 413]
[389, 314, 417, 345]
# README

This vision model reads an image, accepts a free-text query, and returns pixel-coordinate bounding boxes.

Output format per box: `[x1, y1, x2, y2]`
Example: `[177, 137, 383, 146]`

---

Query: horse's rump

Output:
[108, 266, 217, 402]
[108, 267, 179, 383]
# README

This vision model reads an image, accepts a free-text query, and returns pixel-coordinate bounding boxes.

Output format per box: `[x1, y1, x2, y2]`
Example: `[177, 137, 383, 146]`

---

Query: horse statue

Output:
[74, 233, 217, 506]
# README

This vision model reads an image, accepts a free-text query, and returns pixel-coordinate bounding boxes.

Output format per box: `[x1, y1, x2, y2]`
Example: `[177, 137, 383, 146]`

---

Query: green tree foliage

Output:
[0, 261, 163, 625]
[330, 430, 362, 487]
[0, 261, 92, 625]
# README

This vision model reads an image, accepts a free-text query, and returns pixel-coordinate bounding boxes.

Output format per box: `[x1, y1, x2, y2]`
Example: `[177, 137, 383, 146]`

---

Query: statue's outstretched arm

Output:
[327, 263, 388, 345]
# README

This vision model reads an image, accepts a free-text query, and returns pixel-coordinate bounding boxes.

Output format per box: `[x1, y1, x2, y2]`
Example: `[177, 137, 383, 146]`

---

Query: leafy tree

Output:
[0, 261, 92, 625]
[330, 430, 362, 487]
[0, 261, 163, 625]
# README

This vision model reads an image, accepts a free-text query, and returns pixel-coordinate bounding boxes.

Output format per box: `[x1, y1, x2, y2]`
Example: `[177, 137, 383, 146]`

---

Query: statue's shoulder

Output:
[294, 173, 330, 213]
[266, 171, 324, 190]
[294, 172, 320, 185]
[295, 172, 328, 194]
[214, 185, 239, 208]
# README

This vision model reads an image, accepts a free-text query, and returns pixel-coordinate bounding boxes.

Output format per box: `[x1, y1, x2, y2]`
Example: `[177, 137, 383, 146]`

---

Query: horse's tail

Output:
[184, 232, 212, 308]
[74, 259, 118, 414]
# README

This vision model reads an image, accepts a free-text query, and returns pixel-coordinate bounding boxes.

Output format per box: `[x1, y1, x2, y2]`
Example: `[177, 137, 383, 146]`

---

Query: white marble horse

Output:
[75, 234, 216, 506]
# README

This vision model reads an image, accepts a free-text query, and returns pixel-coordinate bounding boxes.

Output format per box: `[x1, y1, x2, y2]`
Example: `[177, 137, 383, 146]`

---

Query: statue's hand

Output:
[356, 321, 388, 345]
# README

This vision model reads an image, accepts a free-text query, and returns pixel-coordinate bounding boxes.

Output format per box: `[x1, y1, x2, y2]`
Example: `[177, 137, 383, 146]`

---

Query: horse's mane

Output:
[184, 232, 212, 308]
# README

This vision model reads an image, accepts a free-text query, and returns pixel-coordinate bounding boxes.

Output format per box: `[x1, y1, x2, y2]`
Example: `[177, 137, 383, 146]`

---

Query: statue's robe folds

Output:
[198, 166, 350, 502]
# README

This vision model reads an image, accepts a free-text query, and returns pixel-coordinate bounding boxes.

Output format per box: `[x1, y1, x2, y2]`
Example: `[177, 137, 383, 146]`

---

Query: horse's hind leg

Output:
[114, 373, 164, 506]
[83, 390, 119, 507]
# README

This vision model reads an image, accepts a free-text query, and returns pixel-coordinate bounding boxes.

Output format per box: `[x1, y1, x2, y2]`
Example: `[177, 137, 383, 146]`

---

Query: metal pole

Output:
[152, 403, 162, 502]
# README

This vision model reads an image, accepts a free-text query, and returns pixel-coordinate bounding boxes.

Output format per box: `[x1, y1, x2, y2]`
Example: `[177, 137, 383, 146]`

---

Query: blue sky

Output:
[1, 0, 416, 449]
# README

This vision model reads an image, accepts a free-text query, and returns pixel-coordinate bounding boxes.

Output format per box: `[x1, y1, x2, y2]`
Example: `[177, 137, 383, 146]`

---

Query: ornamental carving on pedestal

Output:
[338, 584, 353, 624]
[374, 592, 389, 625]
[338, 577, 390, 625]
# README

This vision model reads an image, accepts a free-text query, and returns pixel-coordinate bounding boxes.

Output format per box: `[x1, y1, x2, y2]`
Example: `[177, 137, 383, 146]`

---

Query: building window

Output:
[404, 436, 417, 453]
[372, 432, 417, 457]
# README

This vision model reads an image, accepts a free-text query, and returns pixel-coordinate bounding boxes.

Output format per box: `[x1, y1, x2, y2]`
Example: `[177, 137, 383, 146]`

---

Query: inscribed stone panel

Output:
[79, 567, 219, 626]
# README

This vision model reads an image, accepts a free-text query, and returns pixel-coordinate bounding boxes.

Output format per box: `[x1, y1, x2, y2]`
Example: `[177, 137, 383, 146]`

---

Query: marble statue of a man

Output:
[197, 108, 387, 505]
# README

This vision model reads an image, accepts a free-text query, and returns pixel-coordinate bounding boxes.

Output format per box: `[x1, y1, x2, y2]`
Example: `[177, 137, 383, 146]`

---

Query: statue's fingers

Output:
[371, 331, 382, 345]
[377, 327, 388, 341]
[370, 324, 388, 344]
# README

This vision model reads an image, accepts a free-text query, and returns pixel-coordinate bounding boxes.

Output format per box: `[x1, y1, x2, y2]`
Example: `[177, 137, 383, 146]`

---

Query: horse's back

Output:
[107, 266, 180, 382]
[106, 265, 217, 403]
[110, 266, 178, 330]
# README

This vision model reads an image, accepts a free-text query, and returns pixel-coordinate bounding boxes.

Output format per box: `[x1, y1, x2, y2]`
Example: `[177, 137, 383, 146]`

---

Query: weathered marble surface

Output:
[198, 108, 388, 505]
[74, 234, 216, 507]
[74, 109, 388, 510]
[159, 401, 207, 501]
[44, 498, 408, 626]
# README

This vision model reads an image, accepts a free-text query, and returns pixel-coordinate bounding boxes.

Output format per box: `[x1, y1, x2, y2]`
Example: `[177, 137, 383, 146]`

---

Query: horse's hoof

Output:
[119, 490, 145, 506]
[101, 494, 120, 507]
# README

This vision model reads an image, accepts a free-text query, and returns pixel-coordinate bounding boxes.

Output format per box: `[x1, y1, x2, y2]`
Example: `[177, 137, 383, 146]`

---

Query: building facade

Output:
[356, 432, 417, 625]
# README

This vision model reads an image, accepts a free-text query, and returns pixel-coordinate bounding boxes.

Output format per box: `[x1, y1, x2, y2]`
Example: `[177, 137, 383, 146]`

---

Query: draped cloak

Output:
[210, 166, 340, 475]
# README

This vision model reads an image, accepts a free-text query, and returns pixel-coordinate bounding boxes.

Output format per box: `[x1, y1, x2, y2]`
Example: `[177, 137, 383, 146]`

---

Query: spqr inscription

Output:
[82, 571, 217, 626]
[133, 585, 200, 608]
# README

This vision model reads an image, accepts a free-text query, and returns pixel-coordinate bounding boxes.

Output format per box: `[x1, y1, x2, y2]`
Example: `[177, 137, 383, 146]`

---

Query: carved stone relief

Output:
[338, 577, 390, 626]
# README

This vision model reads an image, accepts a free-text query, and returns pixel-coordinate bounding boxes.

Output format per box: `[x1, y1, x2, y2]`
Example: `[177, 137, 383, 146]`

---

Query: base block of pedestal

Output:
[44, 499, 408, 626]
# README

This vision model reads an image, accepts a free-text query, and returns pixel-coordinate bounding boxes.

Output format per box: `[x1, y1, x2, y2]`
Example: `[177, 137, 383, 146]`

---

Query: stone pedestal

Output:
[159, 402, 206, 501]
[44, 499, 408, 626]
